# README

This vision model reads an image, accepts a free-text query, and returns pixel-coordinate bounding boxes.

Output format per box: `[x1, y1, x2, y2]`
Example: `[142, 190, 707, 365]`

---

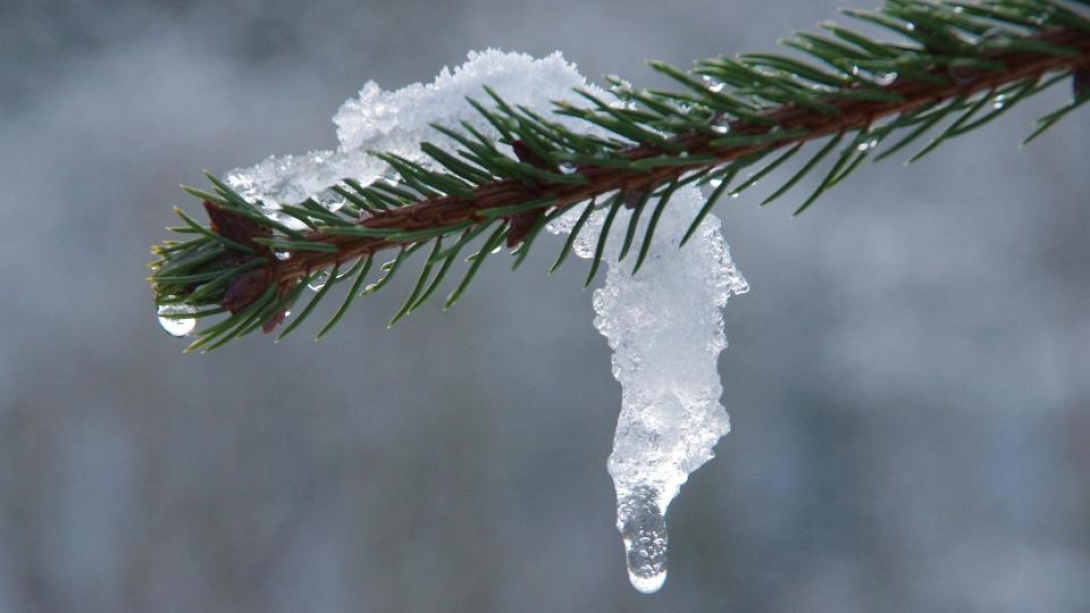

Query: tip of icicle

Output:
[629, 569, 667, 594]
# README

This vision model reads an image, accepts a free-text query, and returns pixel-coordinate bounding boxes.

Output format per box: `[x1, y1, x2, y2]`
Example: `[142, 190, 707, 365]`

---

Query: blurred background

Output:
[1, 0, 1088, 611]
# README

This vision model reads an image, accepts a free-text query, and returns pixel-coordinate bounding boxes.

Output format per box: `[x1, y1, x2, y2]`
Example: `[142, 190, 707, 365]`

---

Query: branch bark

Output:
[267, 27, 1087, 289]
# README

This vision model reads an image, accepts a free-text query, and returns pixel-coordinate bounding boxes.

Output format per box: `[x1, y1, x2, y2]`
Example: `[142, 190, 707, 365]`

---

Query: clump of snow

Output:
[222, 49, 746, 594]
[225, 49, 613, 209]
[549, 187, 747, 592]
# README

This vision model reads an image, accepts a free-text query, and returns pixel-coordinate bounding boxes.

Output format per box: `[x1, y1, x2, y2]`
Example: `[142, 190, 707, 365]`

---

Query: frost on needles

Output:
[224, 49, 748, 594]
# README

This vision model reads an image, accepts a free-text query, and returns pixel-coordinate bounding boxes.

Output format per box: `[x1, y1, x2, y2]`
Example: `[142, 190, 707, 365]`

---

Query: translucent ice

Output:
[550, 186, 747, 592]
[220, 49, 745, 594]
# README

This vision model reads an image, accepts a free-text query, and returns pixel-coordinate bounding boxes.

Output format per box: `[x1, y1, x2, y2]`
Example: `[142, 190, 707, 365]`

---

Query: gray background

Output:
[1, 0, 1088, 611]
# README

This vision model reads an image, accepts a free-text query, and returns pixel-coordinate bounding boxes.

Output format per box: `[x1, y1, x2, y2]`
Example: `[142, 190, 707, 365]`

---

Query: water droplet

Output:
[274, 250, 291, 261]
[992, 94, 1008, 110]
[315, 189, 346, 213]
[711, 122, 730, 135]
[559, 162, 578, 175]
[702, 76, 725, 93]
[729, 192, 740, 199]
[851, 66, 896, 86]
[490, 244, 503, 254]
[875, 72, 897, 86]
[157, 304, 197, 337]
[856, 139, 879, 152]
[904, 22, 916, 32]
[308, 270, 331, 292]
[269, 212, 308, 232]
[617, 487, 669, 594]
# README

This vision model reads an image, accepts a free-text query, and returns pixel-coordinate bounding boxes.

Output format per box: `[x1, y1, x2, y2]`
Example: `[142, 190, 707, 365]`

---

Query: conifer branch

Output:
[149, 0, 1090, 351]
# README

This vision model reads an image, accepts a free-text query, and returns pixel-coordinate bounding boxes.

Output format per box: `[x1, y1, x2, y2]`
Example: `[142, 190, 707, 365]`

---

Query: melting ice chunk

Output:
[551, 184, 747, 593]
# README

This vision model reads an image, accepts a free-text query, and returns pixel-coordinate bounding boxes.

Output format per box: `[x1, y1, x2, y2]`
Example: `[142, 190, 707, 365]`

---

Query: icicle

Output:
[550, 185, 747, 593]
[618, 486, 669, 593]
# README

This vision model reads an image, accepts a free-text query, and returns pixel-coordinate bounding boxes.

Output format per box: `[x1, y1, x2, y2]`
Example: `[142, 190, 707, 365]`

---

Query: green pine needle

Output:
[148, 0, 1090, 350]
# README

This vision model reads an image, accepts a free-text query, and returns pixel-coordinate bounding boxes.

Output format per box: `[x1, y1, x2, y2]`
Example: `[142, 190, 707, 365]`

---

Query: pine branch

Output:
[150, 0, 1090, 351]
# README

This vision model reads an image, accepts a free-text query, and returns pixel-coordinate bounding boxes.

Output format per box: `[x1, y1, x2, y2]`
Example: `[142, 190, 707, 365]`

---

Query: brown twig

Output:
[270, 28, 1087, 282]
[188, 27, 1086, 325]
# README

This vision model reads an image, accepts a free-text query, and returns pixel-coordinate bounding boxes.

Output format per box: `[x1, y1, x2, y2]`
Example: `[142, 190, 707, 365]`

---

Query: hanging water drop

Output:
[856, 139, 879, 152]
[308, 270, 331, 291]
[559, 161, 578, 175]
[617, 486, 669, 594]
[157, 304, 197, 337]
[274, 250, 292, 261]
[993, 94, 1008, 110]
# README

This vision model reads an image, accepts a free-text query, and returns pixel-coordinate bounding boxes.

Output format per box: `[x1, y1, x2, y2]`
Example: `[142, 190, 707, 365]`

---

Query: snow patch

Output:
[225, 49, 610, 208]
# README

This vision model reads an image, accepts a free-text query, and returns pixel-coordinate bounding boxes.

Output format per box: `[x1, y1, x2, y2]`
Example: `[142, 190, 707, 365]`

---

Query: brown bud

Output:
[222, 267, 272, 314]
[946, 61, 980, 86]
[506, 210, 543, 248]
[1075, 67, 1089, 100]
[512, 140, 560, 173]
[261, 310, 287, 334]
[623, 189, 648, 210]
[203, 201, 271, 249]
